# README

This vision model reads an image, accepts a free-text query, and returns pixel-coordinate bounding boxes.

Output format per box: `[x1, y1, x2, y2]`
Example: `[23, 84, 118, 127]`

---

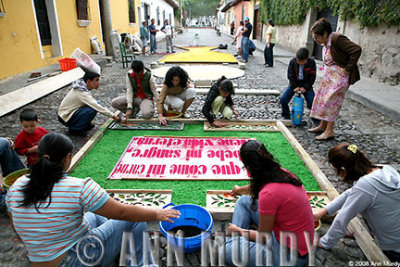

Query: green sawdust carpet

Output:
[71, 124, 321, 206]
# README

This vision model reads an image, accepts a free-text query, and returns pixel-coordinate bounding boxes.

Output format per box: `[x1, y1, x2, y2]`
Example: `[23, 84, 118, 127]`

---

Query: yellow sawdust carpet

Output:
[159, 46, 237, 64]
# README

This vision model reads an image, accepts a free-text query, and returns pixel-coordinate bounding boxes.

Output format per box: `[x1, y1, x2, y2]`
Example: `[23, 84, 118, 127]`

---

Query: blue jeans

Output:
[241, 37, 250, 62]
[150, 34, 157, 53]
[264, 43, 275, 66]
[0, 138, 25, 207]
[59, 212, 153, 267]
[280, 87, 315, 118]
[59, 106, 97, 132]
[0, 138, 25, 177]
[221, 196, 308, 267]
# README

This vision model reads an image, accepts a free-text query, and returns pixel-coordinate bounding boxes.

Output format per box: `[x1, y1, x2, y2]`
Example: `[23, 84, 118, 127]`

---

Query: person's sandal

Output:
[182, 112, 191, 118]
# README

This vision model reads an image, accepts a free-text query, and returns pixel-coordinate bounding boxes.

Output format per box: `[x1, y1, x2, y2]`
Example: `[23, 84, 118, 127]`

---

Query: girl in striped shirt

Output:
[7, 132, 180, 266]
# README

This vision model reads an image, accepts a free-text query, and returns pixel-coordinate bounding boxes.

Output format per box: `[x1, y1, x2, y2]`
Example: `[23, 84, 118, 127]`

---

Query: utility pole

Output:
[100, 0, 113, 56]
[180, 0, 183, 26]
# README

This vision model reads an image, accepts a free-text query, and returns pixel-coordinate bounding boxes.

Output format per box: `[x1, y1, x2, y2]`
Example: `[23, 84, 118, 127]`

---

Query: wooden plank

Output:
[121, 177, 249, 181]
[0, 67, 84, 117]
[106, 189, 172, 208]
[277, 121, 338, 199]
[204, 121, 279, 132]
[154, 87, 280, 95]
[125, 118, 292, 127]
[106, 189, 172, 194]
[67, 111, 120, 173]
[276, 121, 389, 263]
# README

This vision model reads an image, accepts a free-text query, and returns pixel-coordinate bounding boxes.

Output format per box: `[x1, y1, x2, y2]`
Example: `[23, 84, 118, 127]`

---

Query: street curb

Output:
[222, 30, 400, 123]
[347, 90, 400, 123]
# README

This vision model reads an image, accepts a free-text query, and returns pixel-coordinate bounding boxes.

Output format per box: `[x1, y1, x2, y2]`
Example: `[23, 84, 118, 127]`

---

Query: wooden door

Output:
[312, 7, 338, 60]
[34, 0, 52, 45]
[253, 9, 262, 41]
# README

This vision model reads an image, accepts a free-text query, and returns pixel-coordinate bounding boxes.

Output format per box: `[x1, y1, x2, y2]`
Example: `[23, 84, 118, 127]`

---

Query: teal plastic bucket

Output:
[291, 93, 304, 126]
[159, 203, 214, 253]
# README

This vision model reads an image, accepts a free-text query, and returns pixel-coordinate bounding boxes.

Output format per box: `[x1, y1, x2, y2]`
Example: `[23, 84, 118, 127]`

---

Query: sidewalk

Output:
[248, 36, 400, 123]
[0, 54, 110, 97]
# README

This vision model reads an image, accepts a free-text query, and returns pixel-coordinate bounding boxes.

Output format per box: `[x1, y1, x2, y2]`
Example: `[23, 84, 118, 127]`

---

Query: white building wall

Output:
[140, 0, 175, 40]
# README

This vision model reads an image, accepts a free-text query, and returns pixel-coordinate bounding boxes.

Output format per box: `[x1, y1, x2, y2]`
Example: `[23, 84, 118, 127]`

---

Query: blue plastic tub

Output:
[159, 203, 214, 253]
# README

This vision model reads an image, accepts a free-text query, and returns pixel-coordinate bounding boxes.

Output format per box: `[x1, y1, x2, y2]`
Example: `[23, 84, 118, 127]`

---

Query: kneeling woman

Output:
[6, 133, 180, 267]
[221, 140, 314, 266]
[201, 76, 238, 128]
[157, 66, 196, 125]
[314, 143, 400, 262]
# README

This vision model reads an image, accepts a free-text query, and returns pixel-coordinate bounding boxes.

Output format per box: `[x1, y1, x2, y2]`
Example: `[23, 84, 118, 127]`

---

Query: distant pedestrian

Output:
[308, 18, 361, 141]
[14, 109, 48, 167]
[161, 19, 175, 53]
[149, 19, 159, 54]
[264, 19, 276, 67]
[139, 21, 149, 55]
[230, 21, 235, 35]
[58, 71, 120, 136]
[202, 76, 238, 128]
[239, 16, 252, 63]
[280, 48, 316, 120]
[232, 21, 244, 57]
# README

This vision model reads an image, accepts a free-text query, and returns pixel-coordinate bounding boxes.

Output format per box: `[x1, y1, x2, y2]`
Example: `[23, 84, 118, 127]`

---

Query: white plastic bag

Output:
[90, 36, 103, 55]
[132, 35, 143, 50]
[70, 48, 101, 74]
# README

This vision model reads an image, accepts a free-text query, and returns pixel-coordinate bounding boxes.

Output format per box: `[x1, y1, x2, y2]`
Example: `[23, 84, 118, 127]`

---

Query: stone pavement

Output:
[0, 28, 399, 266]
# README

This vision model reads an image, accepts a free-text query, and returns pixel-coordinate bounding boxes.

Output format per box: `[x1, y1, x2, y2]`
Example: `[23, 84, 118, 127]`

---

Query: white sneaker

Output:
[182, 112, 191, 118]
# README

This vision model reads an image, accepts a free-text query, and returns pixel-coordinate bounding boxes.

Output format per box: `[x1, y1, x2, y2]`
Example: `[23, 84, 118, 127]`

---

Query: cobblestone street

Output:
[0, 28, 399, 266]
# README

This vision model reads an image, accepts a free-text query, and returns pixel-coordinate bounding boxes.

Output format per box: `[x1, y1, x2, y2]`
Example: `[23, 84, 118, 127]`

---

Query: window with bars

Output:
[156, 7, 160, 26]
[129, 0, 136, 23]
[76, 0, 88, 20]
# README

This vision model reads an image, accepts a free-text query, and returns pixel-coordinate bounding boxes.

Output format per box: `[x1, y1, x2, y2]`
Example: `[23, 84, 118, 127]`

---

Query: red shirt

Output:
[14, 126, 48, 166]
[258, 182, 314, 256]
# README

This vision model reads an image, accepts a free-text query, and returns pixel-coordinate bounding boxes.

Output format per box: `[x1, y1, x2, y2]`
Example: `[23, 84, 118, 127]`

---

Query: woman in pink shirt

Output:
[220, 140, 314, 266]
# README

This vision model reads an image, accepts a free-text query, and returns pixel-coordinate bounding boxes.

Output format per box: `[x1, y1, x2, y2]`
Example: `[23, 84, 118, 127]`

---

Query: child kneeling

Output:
[202, 76, 238, 128]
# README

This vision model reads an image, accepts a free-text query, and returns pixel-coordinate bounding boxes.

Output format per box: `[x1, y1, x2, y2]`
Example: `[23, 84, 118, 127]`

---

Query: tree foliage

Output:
[182, 0, 220, 18]
[260, 0, 400, 27]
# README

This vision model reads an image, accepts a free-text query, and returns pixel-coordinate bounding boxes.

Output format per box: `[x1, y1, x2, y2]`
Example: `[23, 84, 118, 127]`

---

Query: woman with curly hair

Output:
[220, 140, 314, 266]
[157, 66, 196, 125]
[314, 143, 400, 262]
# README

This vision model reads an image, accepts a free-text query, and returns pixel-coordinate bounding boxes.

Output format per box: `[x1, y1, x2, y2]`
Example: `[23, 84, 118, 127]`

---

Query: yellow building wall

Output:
[0, 0, 104, 81]
[110, 0, 140, 36]
[57, 0, 104, 58]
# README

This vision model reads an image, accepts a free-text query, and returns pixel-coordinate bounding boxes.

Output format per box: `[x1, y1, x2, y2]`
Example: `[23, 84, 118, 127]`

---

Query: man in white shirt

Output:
[161, 19, 175, 53]
[58, 72, 119, 136]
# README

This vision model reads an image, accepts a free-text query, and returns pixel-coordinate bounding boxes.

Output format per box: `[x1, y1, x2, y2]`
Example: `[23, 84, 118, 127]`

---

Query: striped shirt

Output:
[6, 175, 109, 262]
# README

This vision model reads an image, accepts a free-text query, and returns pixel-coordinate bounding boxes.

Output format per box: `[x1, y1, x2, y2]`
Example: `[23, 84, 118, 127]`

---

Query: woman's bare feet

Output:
[308, 126, 325, 133]
[315, 131, 335, 141]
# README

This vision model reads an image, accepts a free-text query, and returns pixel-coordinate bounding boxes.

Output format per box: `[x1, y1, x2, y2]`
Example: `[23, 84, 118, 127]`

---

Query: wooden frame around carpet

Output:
[276, 121, 389, 263]
[67, 119, 388, 262]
